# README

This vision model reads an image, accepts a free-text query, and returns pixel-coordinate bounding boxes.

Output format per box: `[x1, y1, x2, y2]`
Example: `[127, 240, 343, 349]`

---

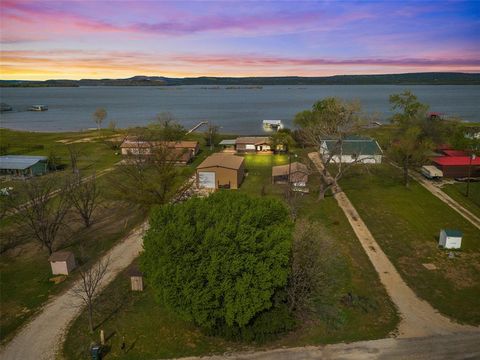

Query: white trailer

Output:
[421, 165, 443, 179]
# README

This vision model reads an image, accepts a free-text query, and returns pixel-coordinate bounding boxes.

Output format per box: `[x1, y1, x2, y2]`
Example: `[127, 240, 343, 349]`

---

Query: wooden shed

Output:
[127, 266, 144, 291]
[49, 251, 76, 275]
[272, 162, 309, 186]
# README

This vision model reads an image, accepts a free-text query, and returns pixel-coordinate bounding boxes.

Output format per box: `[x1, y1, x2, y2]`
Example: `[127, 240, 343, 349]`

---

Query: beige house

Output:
[235, 137, 271, 153]
[196, 153, 245, 189]
[272, 162, 309, 187]
[120, 138, 199, 164]
[49, 251, 76, 275]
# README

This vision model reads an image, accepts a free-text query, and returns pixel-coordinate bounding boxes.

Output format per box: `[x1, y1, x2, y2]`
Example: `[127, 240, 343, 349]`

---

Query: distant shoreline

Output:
[1, 72, 480, 87]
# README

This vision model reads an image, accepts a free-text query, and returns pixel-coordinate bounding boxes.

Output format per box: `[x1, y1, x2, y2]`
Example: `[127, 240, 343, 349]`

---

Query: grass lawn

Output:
[63, 153, 398, 359]
[340, 164, 480, 325]
[441, 182, 480, 219]
[0, 199, 147, 343]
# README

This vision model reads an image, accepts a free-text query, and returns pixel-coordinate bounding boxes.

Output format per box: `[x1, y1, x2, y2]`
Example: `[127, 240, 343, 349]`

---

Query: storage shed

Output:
[272, 162, 309, 186]
[127, 266, 144, 291]
[196, 153, 245, 189]
[439, 229, 462, 249]
[49, 251, 76, 275]
[0, 155, 48, 177]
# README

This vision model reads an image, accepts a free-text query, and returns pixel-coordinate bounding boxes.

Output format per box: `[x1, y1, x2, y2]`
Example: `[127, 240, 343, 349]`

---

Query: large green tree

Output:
[141, 192, 293, 336]
[388, 91, 433, 186]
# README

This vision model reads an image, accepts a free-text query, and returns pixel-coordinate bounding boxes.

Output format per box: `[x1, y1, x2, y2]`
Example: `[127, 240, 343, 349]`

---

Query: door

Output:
[198, 171, 216, 188]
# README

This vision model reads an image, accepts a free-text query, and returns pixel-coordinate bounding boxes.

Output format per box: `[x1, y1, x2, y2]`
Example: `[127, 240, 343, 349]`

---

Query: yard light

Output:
[466, 153, 476, 197]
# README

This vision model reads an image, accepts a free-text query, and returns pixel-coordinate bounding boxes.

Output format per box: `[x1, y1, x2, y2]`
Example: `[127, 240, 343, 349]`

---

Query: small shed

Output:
[49, 251, 76, 275]
[127, 266, 144, 291]
[272, 162, 309, 186]
[439, 229, 462, 249]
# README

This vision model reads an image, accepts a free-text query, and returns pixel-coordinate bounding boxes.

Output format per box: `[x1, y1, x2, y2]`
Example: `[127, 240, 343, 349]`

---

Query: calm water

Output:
[1, 85, 479, 134]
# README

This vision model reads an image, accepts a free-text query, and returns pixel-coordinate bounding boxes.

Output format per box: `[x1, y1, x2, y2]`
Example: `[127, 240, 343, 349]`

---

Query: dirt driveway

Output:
[0, 223, 147, 360]
[308, 152, 478, 338]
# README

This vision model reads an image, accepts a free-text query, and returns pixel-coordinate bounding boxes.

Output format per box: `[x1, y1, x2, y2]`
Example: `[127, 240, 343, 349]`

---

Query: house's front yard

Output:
[340, 164, 480, 325]
[63, 152, 399, 359]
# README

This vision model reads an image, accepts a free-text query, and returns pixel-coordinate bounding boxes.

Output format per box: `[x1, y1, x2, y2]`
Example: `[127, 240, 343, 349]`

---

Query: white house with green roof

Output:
[319, 137, 383, 164]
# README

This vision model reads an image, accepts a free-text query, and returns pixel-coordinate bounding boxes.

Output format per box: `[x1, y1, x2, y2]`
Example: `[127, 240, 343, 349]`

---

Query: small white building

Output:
[439, 229, 462, 249]
[319, 137, 383, 164]
[49, 251, 76, 275]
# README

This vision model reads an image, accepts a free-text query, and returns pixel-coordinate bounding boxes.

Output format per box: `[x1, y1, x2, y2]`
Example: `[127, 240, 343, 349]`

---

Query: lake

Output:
[1, 85, 479, 134]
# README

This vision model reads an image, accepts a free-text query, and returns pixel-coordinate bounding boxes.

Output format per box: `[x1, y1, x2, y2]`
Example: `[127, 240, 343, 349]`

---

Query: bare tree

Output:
[287, 219, 339, 317]
[93, 108, 107, 131]
[204, 123, 219, 151]
[67, 144, 82, 175]
[283, 187, 300, 221]
[72, 258, 110, 333]
[110, 141, 192, 206]
[150, 112, 186, 141]
[294, 97, 367, 200]
[12, 177, 71, 254]
[68, 173, 101, 227]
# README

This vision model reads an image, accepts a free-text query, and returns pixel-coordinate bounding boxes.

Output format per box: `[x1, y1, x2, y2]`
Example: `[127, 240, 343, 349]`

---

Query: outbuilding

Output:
[0, 155, 48, 177]
[196, 153, 245, 189]
[127, 266, 144, 291]
[49, 251, 76, 275]
[272, 162, 309, 187]
[439, 229, 462, 249]
[431, 156, 480, 178]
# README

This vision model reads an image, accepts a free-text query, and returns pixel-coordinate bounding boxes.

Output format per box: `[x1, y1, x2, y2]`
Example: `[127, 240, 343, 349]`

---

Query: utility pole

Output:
[466, 153, 476, 197]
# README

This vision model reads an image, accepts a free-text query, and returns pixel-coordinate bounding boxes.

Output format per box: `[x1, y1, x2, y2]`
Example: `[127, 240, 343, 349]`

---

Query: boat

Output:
[29, 105, 48, 111]
[263, 119, 284, 130]
[0, 103, 12, 112]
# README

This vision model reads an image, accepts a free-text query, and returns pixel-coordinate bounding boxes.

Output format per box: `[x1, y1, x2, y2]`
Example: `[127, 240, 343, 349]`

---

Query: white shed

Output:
[439, 229, 462, 249]
[49, 251, 76, 275]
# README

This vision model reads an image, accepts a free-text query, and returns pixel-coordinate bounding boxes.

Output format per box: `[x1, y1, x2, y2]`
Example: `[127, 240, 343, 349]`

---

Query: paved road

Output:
[308, 153, 477, 338]
[0, 223, 147, 360]
[180, 332, 480, 360]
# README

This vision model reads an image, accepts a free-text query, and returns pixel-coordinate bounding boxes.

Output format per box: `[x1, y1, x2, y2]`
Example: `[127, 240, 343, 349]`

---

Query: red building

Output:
[432, 156, 480, 178]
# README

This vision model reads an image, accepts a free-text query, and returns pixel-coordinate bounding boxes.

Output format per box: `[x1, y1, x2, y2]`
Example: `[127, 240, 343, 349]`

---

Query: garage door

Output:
[198, 171, 216, 189]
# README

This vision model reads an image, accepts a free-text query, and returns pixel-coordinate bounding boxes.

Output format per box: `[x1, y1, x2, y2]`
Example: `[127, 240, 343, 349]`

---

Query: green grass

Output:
[0, 202, 147, 343]
[340, 164, 480, 325]
[63, 152, 398, 359]
[441, 182, 480, 219]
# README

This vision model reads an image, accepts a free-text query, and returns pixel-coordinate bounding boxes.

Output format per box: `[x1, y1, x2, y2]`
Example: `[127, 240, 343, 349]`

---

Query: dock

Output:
[187, 121, 208, 134]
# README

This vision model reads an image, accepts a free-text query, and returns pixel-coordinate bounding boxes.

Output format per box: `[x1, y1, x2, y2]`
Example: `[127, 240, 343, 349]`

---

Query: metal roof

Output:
[322, 138, 383, 156]
[197, 153, 244, 170]
[219, 139, 236, 145]
[433, 156, 480, 166]
[443, 229, 463, 238]
[0, 155, 48, 170]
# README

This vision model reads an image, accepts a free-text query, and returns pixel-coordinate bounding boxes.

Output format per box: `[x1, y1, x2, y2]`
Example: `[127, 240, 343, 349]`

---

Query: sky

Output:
[1, 0, 479, 80]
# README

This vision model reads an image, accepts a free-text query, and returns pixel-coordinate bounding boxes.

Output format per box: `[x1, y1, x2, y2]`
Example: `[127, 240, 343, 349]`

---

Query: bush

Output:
[141, 191, 293, 340]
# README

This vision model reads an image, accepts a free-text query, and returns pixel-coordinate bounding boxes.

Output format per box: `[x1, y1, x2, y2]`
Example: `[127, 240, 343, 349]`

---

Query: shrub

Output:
[141, 191, 293, 340]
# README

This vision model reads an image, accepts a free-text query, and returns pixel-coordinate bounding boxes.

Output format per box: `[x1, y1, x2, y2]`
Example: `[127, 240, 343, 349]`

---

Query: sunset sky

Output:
[1, 0, 479, 80]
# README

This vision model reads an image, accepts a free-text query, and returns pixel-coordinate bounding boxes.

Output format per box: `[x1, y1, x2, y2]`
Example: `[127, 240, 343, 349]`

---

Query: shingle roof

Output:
[322, 138, 382, 156]
[49, 251, 74, 262]
[235, 137, 270, 145]
[197, 153, 244, 170]
[0, 155, 48, 170]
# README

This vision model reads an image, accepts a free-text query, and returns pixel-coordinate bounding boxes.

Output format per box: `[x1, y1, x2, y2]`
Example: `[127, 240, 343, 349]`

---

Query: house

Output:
[439, 229, 462, 249]
[49, 251, 76, 275]
[0, 155, 48, 177]
[235, 137, 271, 153]
[196, 153, 245, 189]
[319, 137, 383, 164]
[431, 156, 480, 178]
[120, 138, 199, 164]
[272, 162, 309, 187]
